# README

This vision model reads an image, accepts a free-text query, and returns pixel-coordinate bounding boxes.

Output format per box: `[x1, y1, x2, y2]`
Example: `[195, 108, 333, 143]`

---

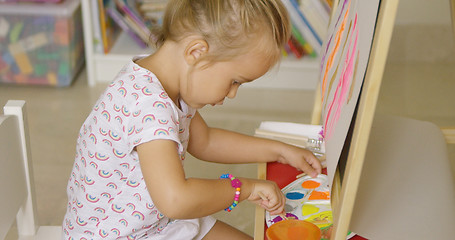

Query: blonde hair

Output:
[154, 0, 290, 66]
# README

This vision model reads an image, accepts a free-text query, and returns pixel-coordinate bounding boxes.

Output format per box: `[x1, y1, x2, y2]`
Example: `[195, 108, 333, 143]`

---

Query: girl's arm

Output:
[137, 140, 285, 219]
[188, 112, 322, 177]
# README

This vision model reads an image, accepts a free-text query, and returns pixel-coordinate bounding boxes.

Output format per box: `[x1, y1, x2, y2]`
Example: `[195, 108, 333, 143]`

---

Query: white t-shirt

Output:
[63, 57, 214, 239]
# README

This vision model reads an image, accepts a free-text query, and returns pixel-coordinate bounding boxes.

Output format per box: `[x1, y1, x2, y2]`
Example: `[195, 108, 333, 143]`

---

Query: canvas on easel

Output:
[320, 0, 394, 190]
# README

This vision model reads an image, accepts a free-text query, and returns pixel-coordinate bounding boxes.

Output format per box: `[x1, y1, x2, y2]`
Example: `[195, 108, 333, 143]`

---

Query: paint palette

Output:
[266, 174, 333, 230]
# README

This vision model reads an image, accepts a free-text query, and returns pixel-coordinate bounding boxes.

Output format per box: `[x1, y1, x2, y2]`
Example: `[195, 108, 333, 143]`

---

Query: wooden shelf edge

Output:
[253, 162, 267, 240]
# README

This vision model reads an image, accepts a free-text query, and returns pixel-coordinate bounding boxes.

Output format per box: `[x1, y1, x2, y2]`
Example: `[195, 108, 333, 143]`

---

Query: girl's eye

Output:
[232, 80, 240, 85]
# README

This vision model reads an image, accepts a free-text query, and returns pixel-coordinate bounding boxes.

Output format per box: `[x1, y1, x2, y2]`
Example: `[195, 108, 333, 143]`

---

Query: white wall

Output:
[395, 0, 452, 25]
[387, 0, 455, 63]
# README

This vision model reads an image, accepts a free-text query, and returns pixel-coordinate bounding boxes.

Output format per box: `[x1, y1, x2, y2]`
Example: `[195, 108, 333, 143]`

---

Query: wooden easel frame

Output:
[253, 0, 399, 239]
[451, 0, 455, 38]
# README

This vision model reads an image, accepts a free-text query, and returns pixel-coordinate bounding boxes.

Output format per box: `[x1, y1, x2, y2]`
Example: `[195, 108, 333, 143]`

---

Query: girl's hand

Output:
[245, 179, 286, 215]
[278, 144, 322, 178]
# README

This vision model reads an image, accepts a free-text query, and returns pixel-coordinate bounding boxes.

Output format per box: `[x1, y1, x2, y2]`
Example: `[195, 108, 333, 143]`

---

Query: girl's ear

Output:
[184, 39, 209, 65]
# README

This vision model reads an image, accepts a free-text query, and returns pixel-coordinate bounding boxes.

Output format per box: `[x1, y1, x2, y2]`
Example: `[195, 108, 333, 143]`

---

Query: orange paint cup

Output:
[266, 220, 321, 240]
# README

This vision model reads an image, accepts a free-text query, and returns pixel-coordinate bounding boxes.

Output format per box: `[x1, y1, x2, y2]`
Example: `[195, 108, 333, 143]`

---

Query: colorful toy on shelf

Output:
[0, 0, 84, 86]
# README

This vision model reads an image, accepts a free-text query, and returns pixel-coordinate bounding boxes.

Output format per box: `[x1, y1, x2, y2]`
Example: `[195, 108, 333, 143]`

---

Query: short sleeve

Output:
[126, 95, 183, 154]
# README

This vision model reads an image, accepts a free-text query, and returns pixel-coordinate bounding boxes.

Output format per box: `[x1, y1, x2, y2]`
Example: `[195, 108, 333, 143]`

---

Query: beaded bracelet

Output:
[220, 174, 242, 212]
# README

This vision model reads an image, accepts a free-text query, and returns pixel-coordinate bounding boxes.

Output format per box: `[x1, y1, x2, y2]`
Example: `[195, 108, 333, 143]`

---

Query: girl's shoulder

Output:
[108, 57, 166, 99]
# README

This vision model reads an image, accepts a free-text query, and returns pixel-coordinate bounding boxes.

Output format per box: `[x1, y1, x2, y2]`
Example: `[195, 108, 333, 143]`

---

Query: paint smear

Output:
[302, 204, 320, 216]
[271, 213, 299, 224]
[347, 51, 360, 103]
[323, 13, 359, 140]
[286, 192, 305, 200]
[305, 211, 333, 228]
[302, 180, 321, 189]
[285, 203, 295, 212]
[321, 0, 352, 100]
[309, 191, 330, 200]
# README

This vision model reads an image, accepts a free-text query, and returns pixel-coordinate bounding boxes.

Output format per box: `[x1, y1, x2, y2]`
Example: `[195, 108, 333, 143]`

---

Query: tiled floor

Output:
[1, 32, 454, 238]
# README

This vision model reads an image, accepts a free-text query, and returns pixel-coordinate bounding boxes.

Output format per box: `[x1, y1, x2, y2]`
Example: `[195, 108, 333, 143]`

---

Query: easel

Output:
[440, 0, 455, 143]
[254, 0, 455, 239]
[451, 0, 455, 38]
[328, 0, 399, 237]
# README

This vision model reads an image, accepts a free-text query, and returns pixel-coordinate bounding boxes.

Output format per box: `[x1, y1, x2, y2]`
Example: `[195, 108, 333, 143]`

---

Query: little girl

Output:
[63, 0, 322, 239]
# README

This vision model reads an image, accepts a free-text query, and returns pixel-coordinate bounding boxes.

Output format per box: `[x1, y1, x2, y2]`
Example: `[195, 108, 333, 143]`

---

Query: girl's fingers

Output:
[264, 192, 285, 214]
[300, 161, 319, 178]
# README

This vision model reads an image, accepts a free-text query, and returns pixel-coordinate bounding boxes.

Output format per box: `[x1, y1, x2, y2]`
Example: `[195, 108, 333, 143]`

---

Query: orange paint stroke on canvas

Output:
[319, 0, 351, 72]
[323, 20, 353, 111]
[321, 0, 351, 100]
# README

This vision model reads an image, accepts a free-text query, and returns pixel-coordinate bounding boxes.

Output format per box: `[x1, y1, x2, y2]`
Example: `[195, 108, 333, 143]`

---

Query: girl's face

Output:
[181, 50, 274, 109]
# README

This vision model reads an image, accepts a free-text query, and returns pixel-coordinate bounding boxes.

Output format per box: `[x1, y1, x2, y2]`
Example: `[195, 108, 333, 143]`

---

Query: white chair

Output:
[0, 100, 61, 240]
[348, 114, 455, 239]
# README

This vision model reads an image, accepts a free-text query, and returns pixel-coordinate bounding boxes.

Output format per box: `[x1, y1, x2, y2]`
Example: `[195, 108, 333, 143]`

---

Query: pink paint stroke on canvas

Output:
[324, 14, 359, 140]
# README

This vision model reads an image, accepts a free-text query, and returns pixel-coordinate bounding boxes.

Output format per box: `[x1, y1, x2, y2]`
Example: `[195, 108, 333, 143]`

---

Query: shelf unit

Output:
[81, 0, 319, 90]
